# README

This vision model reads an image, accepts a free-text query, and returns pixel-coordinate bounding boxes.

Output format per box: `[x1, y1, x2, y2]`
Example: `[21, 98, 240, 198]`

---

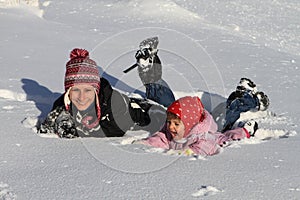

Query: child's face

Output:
[166, 118, 185, 141]
[69, 84, 96, 111]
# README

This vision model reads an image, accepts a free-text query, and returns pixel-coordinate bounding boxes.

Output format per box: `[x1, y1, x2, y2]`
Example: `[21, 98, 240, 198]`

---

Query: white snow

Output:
[0, 0, 299, 199]
[191, 185, 223, 197]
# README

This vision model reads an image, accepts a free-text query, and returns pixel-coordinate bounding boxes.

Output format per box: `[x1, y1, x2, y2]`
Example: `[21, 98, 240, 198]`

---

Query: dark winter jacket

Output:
[38, 77, 159, 138]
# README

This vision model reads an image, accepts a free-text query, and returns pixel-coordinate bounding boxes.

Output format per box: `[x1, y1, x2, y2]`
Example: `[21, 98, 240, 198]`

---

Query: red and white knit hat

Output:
[167, 96, 205, 137]
[64, 48, 100, 93]
[64, 48, 101, 120]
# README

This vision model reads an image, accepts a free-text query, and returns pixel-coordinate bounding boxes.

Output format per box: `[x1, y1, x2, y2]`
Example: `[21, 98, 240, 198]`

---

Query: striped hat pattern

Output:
[64, 48, 100, 93]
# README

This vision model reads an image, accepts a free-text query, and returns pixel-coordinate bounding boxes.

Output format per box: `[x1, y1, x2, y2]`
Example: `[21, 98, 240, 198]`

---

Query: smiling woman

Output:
[69, 85, 96, 111]
[37, 48, 166, 138]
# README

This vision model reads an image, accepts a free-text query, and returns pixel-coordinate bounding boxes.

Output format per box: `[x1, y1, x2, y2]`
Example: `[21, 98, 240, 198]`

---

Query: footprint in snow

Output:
[191, 185, 222, 197]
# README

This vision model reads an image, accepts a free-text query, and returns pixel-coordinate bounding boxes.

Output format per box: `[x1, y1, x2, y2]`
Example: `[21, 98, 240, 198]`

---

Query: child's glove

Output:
[131, 140, 146, 145]
[166, 148, 195, 156]
[55, 111, 78, 138]
[180, 148, 194, 156]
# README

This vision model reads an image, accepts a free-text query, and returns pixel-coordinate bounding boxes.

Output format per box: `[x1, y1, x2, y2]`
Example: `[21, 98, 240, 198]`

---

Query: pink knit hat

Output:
[64, 48, 100, 93]
[167, 96, 205, 137]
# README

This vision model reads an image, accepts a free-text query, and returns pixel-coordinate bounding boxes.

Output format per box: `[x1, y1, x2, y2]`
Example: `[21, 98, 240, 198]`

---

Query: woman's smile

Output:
[69, 85, 96, 111]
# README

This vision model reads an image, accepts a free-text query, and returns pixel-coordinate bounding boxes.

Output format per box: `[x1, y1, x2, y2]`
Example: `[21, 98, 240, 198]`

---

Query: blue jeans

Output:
[145, 79, 175, 107]
[223, 93, 258, 131]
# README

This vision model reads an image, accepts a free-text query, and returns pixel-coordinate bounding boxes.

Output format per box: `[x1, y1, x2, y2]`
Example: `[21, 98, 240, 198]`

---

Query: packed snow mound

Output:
[0, 0, 39, 8]
[0, 182, 16, 200]
[0, 0, 20, 7]
[172, 0, 300, 56]
[0, 0, 48, 18]
[191, 185, 223, 197]
[125, 0, 202, 22]
[0, 0, 299, 198]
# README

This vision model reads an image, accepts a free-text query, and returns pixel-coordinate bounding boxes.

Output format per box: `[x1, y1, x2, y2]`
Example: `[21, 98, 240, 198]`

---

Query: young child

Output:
[38, 48, 166, 138]
[222, 78, 269, 132]
[136, 96, 257, 156]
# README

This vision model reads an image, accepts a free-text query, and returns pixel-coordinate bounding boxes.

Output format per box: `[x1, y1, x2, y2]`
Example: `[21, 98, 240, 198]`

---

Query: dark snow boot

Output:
[256, 91, 270, 111]
[237, 78, 257, 94]
[136, 37, 162, 85]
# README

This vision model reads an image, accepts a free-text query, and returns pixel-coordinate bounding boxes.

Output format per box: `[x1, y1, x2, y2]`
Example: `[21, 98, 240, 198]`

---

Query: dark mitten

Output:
[129, 98, 151, 127]
[55, 111, 78, 138]
[38, 106, 64, 134]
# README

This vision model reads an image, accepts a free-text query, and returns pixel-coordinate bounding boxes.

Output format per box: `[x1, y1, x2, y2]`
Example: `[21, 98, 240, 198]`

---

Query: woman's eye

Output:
[84, 89, 93, 92]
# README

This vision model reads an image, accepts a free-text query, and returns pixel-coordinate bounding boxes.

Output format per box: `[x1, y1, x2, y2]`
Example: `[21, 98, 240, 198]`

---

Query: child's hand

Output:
[182, 148, 194, 156]
[166, 148, 194, 156]
[132, 140, 145, 145]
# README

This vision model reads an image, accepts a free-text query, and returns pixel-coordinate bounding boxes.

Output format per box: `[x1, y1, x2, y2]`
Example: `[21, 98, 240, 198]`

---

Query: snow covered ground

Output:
[0, 0, 299, 199]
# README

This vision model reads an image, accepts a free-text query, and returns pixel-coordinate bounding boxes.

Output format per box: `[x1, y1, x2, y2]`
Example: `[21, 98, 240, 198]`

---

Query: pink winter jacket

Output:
[141, 110, 250, 156]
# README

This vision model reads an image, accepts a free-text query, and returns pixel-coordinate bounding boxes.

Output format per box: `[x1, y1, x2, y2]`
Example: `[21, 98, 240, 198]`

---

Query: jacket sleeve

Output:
[223, 127, 250, 140]
[140, 131, 170, 149]
[201, 110, 218, 133]
[37, 98, 78, 138]
[98, 78, 130, 137]
[38, 106, 63, 134]
[37, 94, 65, 133]
[97, 77, 165, 137]
[190, 128, 249, 155]
[188, 133, 222, 156]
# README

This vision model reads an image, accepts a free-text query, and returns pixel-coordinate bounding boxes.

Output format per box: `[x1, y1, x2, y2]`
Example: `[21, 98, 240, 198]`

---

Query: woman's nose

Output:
[78, 91, 85, 101]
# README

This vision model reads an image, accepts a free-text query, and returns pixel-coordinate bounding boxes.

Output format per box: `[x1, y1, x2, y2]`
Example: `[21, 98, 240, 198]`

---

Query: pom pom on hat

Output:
[64, 48, 100, 93]
[167, 96, 205, 137]
[70, 48, 89, 60]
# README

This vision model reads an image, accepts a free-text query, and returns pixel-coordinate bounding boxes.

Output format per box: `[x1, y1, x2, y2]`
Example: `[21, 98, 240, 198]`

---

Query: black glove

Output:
[135, 48, 151, 60]
[55, 111, 78, 138]
[129, 99, 151, 127]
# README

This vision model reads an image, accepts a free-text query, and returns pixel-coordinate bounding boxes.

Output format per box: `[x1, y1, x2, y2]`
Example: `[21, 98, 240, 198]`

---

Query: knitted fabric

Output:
[64, 48, 100, 93]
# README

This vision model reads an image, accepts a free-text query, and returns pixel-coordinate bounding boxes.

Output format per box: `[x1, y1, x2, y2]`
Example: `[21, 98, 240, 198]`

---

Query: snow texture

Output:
[0, 0, 299, 199]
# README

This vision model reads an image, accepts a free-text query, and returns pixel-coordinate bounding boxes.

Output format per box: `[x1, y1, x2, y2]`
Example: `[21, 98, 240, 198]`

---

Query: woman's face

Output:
[166, 118, 185, 141]
[69, 84, 96, 111]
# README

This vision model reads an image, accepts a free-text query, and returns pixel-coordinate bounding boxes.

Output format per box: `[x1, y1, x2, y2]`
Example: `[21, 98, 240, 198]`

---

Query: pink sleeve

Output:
[189, 133, 222, 156]
[189, 128, 249, 155]
[202, 110, 218, 133]
[141, 132, 170, 149]
[223, 127, 250, 140]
